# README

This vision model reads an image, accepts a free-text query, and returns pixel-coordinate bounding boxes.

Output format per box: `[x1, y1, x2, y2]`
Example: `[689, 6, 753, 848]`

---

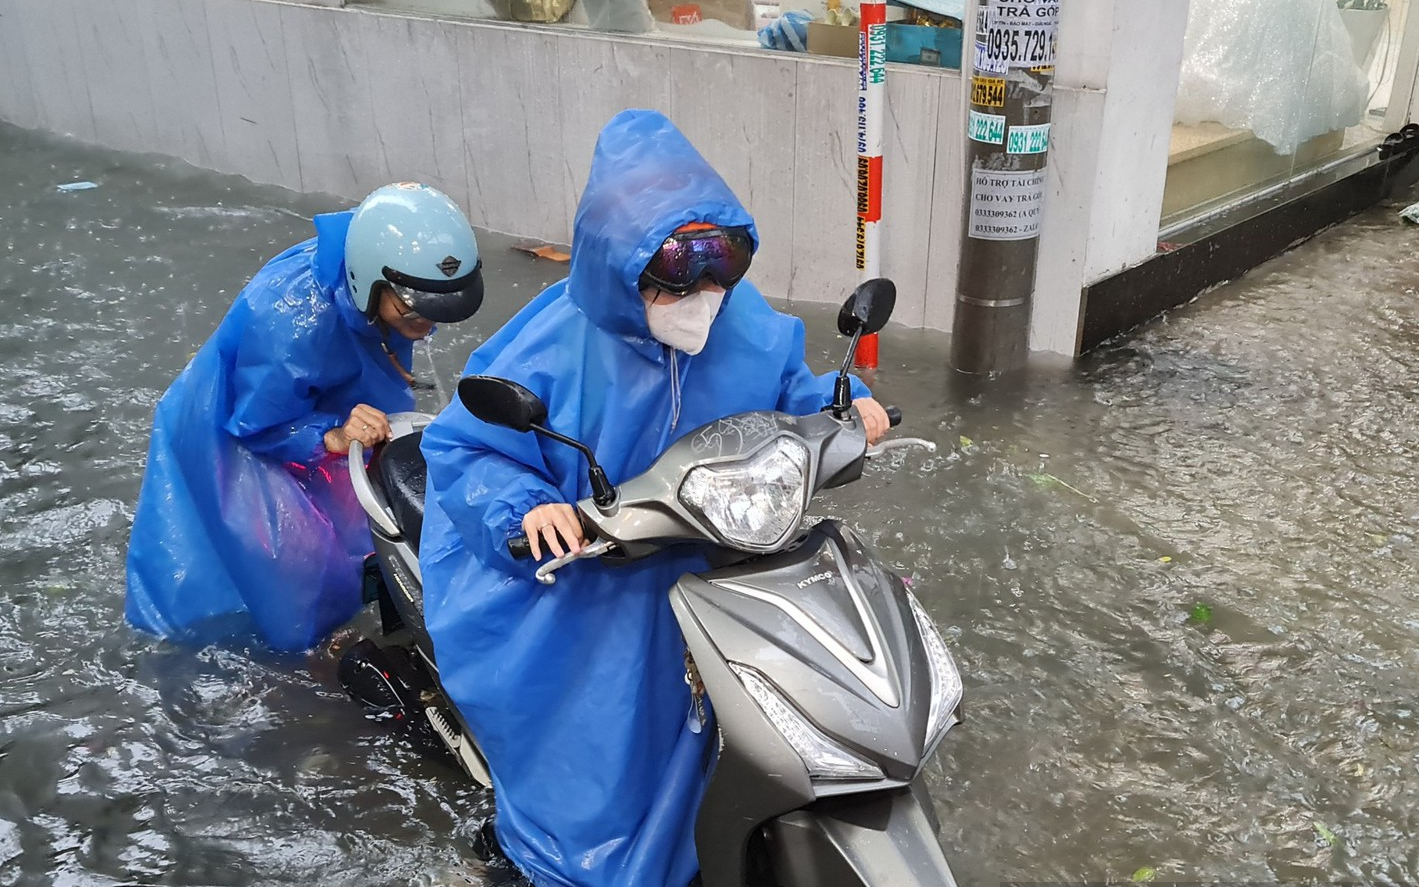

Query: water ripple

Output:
[3, 121, 1418, 885]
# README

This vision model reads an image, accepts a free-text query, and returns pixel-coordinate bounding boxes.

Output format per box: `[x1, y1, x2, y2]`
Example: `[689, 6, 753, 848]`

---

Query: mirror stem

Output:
[532, 424, 618, 509]
[832, 327, 864, 417]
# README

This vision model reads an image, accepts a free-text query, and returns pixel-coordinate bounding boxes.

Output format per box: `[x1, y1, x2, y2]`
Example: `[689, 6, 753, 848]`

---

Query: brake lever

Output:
[534, 539, 618, 586]
[865, 437, 938, 458]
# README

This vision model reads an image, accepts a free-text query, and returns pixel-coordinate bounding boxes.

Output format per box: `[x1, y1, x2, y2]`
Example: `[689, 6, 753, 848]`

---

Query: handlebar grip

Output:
[885, 405, 903, 427]
[510, 514, 597, 560]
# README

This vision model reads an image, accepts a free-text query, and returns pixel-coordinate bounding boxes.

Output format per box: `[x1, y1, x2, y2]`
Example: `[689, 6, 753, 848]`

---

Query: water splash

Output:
[418, 338, 449, 408]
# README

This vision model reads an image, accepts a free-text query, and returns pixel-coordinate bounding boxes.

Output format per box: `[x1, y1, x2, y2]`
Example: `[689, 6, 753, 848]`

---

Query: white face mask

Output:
[644, 288, 724, 355]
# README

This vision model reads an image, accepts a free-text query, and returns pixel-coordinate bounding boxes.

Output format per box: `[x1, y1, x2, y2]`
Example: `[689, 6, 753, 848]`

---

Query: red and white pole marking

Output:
[855, 0, 886, 369]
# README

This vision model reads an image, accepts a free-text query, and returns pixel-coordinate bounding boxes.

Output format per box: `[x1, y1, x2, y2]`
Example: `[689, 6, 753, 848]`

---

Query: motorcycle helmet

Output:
[345, 183, 484, 324]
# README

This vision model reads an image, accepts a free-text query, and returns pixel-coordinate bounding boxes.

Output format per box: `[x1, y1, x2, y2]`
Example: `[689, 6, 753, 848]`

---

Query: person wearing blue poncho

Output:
[419, 110, 888, 887]
[126, 183, 485, 652]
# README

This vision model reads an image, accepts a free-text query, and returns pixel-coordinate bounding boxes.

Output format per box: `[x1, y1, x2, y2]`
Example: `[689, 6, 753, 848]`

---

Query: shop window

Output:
[348, 0, 964, 68]
[1164, 0, 1417, 227]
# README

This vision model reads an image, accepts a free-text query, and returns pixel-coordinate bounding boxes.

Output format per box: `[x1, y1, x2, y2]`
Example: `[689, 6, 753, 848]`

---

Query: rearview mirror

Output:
[457, 375, 548, 433]
[457, 374, 619, 509]
[837, 279, 896, 337]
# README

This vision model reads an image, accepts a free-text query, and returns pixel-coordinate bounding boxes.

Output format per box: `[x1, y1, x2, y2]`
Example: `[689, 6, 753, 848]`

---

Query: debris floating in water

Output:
[513, 241, 570, 262]
[1312, 821, 1339, 847]
[57, 181, 99, 192]
[1400, 201, 1419, 224]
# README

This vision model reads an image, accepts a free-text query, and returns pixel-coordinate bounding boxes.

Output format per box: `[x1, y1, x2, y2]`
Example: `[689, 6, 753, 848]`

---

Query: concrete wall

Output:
[1026, 0, 1191, 354]
[0, 0, 1185, 354]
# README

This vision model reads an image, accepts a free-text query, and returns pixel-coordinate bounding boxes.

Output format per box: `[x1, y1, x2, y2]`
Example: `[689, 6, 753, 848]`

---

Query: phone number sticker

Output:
[973, 41, 1009, 74]
[968, 110, 1006, 145]
[1007, 122, 1050, 154]
[969, 167, 1046, 241]
[971, 75, 1006, 108]
[982, 0, 1058, 69]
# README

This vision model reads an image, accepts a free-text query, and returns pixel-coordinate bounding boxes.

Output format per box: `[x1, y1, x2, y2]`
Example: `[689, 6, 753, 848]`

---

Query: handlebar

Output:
[866, 405, 934, 458]
[347, 439, 401, 537]
[507, 405, 914, 567]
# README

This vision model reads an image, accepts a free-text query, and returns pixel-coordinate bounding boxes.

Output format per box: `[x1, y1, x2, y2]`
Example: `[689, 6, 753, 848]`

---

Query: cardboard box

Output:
[884, 22, 962, 69]
[670, 3, 702, 23]
[807, 21, 859, 59]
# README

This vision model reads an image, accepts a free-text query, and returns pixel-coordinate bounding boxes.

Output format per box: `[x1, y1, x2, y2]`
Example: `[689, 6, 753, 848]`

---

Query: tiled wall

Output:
[0, 0, 1121, 350]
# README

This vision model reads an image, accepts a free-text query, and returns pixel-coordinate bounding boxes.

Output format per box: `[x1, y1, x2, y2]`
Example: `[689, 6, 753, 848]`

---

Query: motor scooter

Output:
[340, 279, 963, 886]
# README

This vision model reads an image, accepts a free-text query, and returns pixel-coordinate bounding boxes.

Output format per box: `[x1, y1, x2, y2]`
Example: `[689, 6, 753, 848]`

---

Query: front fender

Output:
[766, 779, 958, 887]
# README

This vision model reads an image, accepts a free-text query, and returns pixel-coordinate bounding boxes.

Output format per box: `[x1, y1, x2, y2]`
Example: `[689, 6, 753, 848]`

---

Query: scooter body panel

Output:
[766, 780, 957, 887]
[672, 520, 948, 887]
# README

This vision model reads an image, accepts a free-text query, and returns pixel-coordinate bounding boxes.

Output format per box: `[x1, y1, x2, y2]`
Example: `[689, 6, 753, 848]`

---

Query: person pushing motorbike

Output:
[126, 183, 485, 652]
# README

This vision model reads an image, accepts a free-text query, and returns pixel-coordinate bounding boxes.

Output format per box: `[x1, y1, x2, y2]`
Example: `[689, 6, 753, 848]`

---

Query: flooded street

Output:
[2, 120, 1416, 885]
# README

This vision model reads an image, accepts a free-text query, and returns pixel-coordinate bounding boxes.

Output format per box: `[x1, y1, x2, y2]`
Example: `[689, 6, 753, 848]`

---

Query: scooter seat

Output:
[375, 431, 427, 552]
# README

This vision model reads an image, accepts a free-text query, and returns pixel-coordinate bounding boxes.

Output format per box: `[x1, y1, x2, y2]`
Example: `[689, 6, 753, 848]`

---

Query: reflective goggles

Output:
[639, 226, 754, 297]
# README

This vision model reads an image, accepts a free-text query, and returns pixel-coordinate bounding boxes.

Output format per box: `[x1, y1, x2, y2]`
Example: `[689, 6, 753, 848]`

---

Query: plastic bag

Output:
[758, 9, 811, 51]
[1175, 0, 1368, 155]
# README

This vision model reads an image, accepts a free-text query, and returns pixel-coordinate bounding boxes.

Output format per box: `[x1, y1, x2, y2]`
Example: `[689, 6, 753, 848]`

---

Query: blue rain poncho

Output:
[125, 211, 416, 651]
[419, 110, 870, 887]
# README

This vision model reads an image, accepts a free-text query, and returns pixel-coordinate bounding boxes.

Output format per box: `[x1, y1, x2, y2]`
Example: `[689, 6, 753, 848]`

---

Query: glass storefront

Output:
[1164, 0, 1418, 228]
[348, 0, 965, 68]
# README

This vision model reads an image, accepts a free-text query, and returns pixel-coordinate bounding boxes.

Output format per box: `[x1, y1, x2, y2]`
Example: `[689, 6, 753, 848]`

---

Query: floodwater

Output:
[1, 119, 1416, 886]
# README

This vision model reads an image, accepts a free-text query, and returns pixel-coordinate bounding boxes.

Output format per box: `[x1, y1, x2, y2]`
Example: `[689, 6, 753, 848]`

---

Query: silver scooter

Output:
[340, 280, 964, 887]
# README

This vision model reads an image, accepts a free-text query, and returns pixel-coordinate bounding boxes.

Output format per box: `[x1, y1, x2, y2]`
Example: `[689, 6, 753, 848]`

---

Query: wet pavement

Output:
[1, 120, 1416, 885]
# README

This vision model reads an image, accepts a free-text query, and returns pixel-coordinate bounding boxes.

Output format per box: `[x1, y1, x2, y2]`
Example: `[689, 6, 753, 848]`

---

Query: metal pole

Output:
[951, 0, 1059, 374]
[854, 0, 887, 370]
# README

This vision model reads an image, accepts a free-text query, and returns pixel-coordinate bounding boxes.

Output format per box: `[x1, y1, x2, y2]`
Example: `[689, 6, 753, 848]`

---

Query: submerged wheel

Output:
[337, 637, 446, 757]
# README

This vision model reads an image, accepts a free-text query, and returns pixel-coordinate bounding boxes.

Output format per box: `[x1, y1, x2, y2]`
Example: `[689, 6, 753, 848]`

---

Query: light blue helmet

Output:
[344, 183, 484, 323]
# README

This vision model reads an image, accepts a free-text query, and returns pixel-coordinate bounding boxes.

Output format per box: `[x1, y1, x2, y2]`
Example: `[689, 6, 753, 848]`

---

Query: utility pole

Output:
[951, 0, 1059, 374]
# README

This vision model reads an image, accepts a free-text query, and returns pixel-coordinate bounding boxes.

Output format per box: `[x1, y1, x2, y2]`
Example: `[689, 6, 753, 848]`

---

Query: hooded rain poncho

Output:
[125, 212, 416, 651]
[419, 109, 869, 887]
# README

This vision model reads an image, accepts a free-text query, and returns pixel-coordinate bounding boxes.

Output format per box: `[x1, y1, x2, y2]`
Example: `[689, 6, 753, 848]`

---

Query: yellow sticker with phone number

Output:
[971, 75, 1005, 108]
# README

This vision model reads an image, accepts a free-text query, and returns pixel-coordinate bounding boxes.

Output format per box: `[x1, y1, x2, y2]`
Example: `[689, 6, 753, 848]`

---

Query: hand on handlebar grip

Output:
[853, 397, 892, 445]
[521, 503, 586, 561]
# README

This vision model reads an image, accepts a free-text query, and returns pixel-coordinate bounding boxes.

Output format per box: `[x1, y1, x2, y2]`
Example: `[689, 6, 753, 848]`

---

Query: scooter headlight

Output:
[731, 663, 884, 781]
[679, 437, 809, 551]
[907, 592, 963, 750]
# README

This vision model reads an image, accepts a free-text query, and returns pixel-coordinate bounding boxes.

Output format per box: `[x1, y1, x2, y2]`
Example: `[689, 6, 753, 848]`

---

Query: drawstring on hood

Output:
[669, 348, 681, 431]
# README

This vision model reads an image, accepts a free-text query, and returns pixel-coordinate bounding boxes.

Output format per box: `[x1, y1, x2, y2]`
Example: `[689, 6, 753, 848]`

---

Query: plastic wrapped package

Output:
[1175, 0, 1369, 155]
[759, 8, 812, 49]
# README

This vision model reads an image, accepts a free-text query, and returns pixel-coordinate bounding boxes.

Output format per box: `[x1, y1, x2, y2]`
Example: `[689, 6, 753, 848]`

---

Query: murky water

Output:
[2, 120, 1416, 886]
